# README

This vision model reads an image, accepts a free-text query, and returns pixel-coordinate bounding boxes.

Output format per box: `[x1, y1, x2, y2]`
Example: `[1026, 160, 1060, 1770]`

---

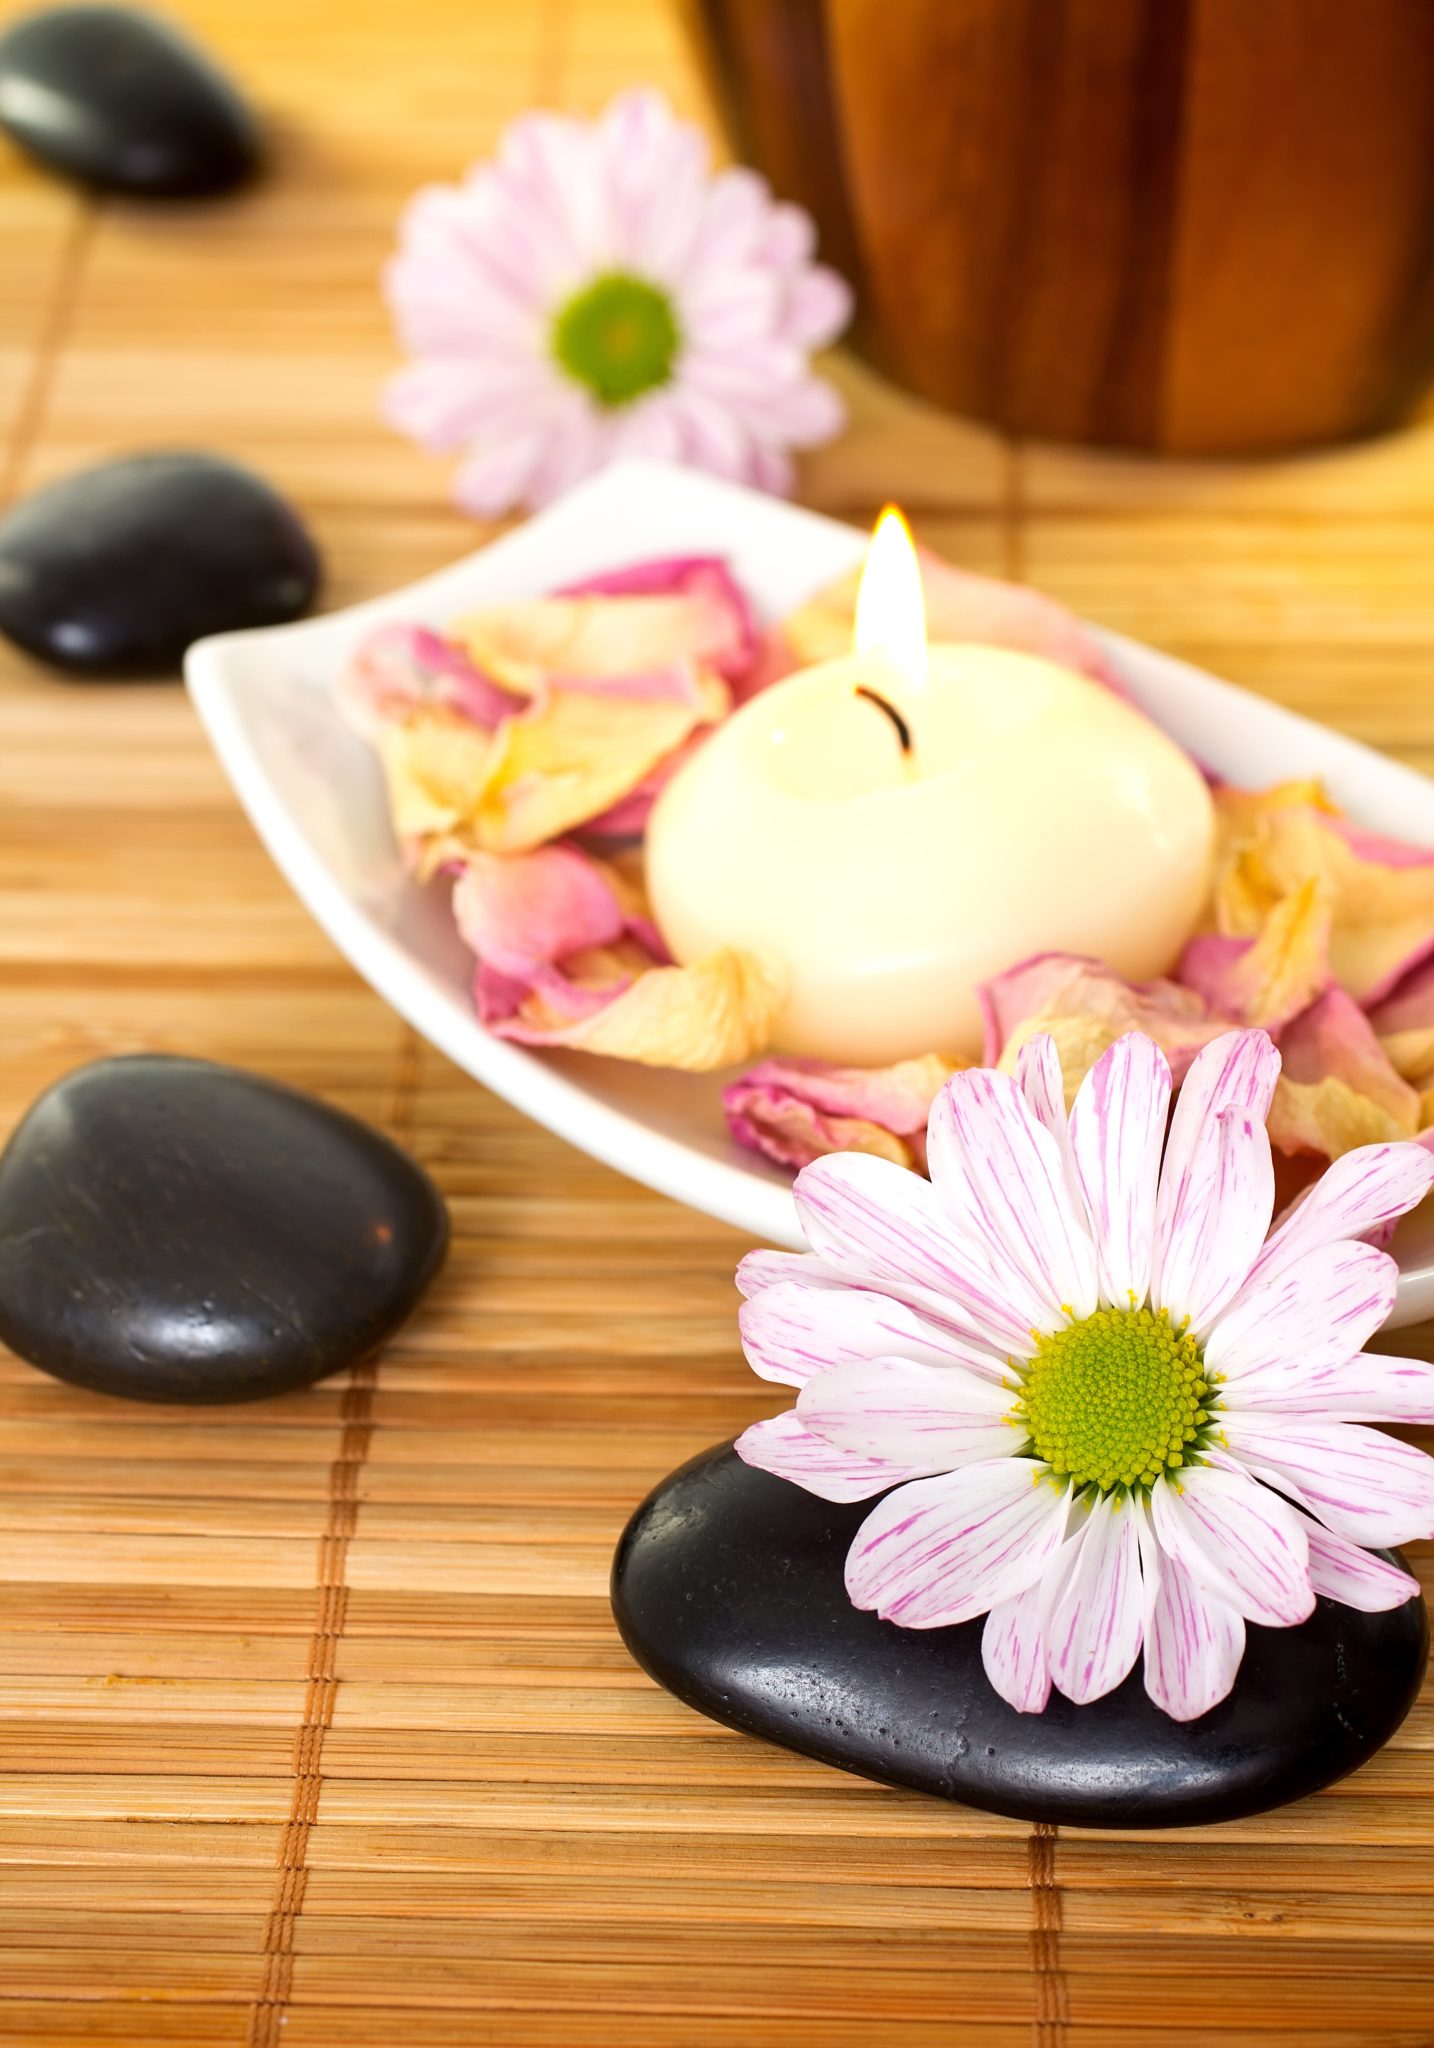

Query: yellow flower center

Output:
[552, 271, 681, 407]
[1013, 1305, 1217, 1495]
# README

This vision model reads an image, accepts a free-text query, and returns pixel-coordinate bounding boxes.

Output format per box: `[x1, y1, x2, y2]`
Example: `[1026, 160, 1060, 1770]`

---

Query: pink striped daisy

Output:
[736, 1029, 1434, 1720]
[383, 90, 852, 514]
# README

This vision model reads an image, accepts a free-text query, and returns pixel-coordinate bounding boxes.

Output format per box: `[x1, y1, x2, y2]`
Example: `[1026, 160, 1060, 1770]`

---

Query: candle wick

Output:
[856, 685, 912, 755]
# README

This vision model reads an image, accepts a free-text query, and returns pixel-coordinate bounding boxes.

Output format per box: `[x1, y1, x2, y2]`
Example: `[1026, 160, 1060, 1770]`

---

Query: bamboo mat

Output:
[3, 1, 1434, 2042]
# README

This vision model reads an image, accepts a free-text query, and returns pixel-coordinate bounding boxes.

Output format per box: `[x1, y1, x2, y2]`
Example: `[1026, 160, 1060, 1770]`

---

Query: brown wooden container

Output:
[690, 0, 1434, 455]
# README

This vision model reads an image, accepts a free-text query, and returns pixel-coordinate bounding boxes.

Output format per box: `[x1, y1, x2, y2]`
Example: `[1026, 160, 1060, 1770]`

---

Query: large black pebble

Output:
[0, 1056, 448, 1403]
[0, 6, 259, 196]
[0, 453, 320, 675]
[613, 1443, 1428, 1829]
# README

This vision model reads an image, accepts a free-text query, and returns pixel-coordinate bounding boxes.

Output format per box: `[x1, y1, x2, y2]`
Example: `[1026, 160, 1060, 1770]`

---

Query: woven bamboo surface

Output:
[3, 1, 1434, 2042]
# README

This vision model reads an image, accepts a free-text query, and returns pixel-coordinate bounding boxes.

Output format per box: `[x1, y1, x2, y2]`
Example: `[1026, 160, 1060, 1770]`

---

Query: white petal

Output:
[1045, 1496, 1145, 1705]
[1204, 1241, 1398, 1384]
[1068, 1034, 1171, 1309]
[450, 431, 550, 518]
[926, 1068, 1098, 1321]
[1165, 1026, 1282, 1140]
[747, 441, 795, 496]
[779, 265, 854, 348]
[740, 1280, 1009, 1389]
[525, 408, 616, 507]
[845, 1461, 1071, 1628]
[1152, 1030, 1279, 1323]
[797, 1355, 1024, 1466]
[1152, 1109, 1274, 1336]
[735, 1249, 844, 1299]
[794, 1153, 1048, 1355]
[1137, 1504, 1246, 1721]
[1014, 1034, 1068, 1144]
[735, 1410, 929, 1503]
[1300, 1514, 1421, 1611]
[1245, 1141, 1434, 1294]
[1148, 1464, 1313, 1626]
[664, 387, 753, 479]
[982, 1580, 1052, 1714]
[1219, 1417, 1434, 1548]
[1229, 1349, 1434, 1423]
[1014, 1035, 1089, 1218]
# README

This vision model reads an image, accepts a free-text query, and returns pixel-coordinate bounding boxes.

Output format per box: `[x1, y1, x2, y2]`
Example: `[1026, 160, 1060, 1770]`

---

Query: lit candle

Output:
[645, 510, 1215, 1067]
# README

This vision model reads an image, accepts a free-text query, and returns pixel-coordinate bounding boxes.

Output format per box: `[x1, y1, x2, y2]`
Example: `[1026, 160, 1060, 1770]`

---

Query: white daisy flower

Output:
[737, 1029, 1434, 1720]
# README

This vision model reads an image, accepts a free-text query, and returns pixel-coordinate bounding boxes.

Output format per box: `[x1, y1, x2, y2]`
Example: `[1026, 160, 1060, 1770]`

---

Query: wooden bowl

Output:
[689, 0, 1434, 455]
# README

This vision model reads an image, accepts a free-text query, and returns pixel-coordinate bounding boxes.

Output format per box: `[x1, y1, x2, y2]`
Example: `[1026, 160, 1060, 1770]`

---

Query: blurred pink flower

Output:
[383, 89, 853, 515]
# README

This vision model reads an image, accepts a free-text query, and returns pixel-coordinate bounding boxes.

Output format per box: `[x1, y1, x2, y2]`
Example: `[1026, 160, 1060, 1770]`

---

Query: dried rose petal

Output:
[1177, 879, 1332, 1032]
[1269, 988, 1421, 1156]
[453, 843, 784, 1070]
[1213, 788, 1434, 1006]
[783, 547, 1128, 695]
[338, 621, 523, 737]
[558, 556, 759, 685]
[980, 952, 1228, 1100]
[1366, 956, 1434, 1131]
[724, 1054, 956, 1173]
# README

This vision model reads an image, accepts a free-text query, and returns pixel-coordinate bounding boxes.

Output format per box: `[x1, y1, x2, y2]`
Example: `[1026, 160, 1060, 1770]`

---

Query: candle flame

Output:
[854, 505, 927, 691]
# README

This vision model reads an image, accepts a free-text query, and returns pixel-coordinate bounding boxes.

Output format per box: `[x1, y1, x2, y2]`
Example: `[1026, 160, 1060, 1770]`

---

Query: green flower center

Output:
[551, 271, 681, 407]
[1012, 1305, 1217, 1496]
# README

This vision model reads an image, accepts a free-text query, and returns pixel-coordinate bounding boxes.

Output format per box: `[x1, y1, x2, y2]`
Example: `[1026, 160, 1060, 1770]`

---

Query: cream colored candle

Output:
[645, 524, 1214, 1068]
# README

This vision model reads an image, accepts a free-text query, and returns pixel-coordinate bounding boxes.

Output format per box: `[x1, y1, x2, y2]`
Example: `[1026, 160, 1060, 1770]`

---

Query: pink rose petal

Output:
[979, 952, 1229, 1080]
[724, 1054, 952, 1175]
[558, 555, 759, 687]
[338, 621, 524, 738]
[1269, 987, 1420, 1156]
[918, 551, 1131, 697]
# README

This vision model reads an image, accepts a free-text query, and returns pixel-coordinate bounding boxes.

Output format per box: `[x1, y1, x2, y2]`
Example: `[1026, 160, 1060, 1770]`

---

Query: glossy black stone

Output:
[612, 1443, 1429, 1829]
[0, 453, 320, 675]
[0, 6, 259, 196]
[0, 1055, 448, 1404]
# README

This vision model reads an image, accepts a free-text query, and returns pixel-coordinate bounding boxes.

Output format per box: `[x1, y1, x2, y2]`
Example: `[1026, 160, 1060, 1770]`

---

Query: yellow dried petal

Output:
[998, 1013, 1122, 1107]
[783, 566, 861, 667]
[471, 687, 722, 854]
[1379, 1025, 1434, 1092]
[453, 595, 736, 697]
[1212, 798, 1434, 1002]
[1269, 1074, 1419, 1157]
[376, 710, 498, 850]
[1215, 877, 1332, 1027]
[538, 947, 788, 1070]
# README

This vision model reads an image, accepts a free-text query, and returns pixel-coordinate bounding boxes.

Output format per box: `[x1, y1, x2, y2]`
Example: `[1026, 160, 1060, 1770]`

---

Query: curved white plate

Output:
[185, 459, 1434, 1327]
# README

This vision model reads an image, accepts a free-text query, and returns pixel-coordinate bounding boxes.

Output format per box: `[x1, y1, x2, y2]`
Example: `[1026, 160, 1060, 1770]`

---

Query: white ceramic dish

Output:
[186, 459, 1434, 1326]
